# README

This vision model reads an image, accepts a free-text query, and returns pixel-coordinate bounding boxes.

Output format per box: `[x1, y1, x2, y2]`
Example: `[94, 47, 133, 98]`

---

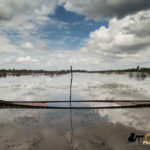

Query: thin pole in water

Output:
[69, 66, 73, 145]
[70, 66, 73, 106]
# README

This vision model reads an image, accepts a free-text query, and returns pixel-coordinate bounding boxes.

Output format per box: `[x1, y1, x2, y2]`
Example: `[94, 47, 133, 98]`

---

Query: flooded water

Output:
[0, 73, 150, 150]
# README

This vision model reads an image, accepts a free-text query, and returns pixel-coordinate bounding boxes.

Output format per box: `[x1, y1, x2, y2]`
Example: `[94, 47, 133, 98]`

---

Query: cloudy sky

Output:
[0, 0, 150, 70]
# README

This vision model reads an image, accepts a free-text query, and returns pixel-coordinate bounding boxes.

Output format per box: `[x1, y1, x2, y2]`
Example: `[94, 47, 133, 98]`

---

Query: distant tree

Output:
[137, 66, 140, 70]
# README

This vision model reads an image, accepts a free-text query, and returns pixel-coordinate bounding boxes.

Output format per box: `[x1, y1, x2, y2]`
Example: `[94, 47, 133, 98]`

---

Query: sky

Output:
[0, 0, 150, 70]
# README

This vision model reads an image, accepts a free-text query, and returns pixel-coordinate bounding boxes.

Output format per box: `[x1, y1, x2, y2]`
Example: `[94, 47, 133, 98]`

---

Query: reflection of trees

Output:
[0, 66, 150, 78]
[0, 73, 7, 78]
[128, 72, 147, 81]
[0, 69, 72, 78]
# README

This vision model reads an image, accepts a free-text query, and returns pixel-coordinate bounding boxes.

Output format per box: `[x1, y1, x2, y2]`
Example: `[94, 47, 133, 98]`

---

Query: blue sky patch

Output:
[45, 6, 109, 50]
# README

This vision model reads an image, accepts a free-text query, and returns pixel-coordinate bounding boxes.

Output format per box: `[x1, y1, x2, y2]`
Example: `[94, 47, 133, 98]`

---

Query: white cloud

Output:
[78, 10, 150, 69]
[0, 0, 58, 21]
[21, 42, 34, 50]
[84, 10, 150, 54]
[0, 35, 19, 54]
[0, 0, 150, 70]
[0, 0, 67, 54]
[16, 56, 38, 63]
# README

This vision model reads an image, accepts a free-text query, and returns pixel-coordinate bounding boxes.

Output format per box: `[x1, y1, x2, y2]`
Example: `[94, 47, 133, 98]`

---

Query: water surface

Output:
[0, 73, 150, 150]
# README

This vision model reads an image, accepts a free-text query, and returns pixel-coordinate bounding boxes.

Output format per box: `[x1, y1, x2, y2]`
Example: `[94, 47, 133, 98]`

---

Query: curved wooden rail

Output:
[3, 100, 150, 103]
[1, 100, 150, 109]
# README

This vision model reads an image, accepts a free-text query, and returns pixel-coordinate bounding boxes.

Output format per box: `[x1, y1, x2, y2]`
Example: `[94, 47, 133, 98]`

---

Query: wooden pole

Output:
[70, 66, 73, 104]
[69, 66, 73, 144]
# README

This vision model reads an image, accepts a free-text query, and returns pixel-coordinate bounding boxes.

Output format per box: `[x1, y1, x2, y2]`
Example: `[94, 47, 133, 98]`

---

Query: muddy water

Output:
[0, 73, 150, 149]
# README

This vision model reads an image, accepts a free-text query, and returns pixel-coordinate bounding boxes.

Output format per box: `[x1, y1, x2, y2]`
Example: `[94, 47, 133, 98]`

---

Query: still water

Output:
[0, 73, 150, 150]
